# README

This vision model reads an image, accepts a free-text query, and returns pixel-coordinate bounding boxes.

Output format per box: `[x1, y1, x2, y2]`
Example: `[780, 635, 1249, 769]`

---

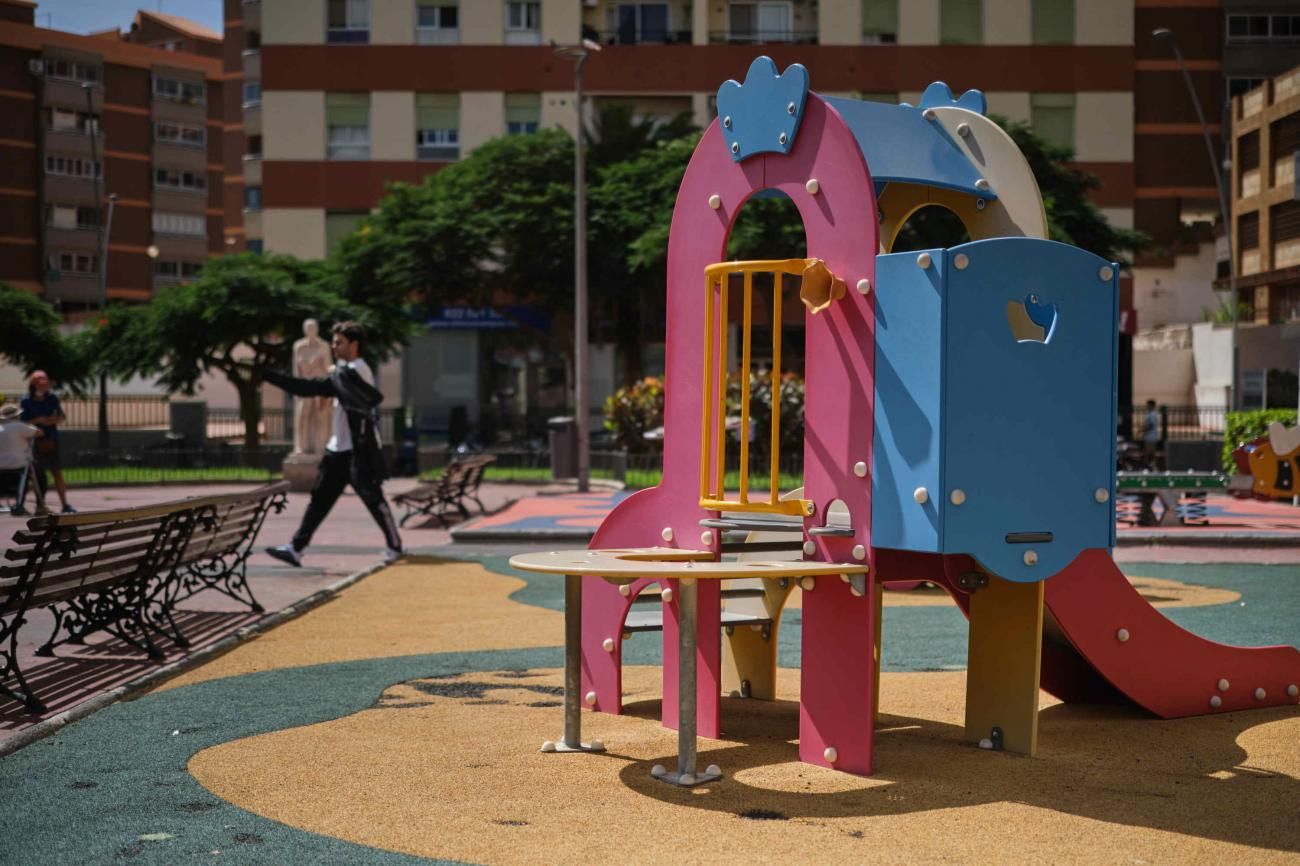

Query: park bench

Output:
[0, 482, 287, 713]
[394, 455, 495, 527]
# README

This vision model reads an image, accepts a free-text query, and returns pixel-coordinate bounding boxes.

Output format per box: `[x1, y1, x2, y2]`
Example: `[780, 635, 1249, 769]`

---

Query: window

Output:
[416, 93, 459, 159]
[416, 0, 459, 44]
[727, 2, 793, 43]
[44, 155, 101, 178]
[49, 108, 99, 134]
[243, 81, 262, 107]
[155, 260, 203, 281]
[1229, 77, 1265, 98]
[154, 167, 207, 192]
[1030, 92, 1075, 150]
[326, 211, 368, 251]
[327, 0, 370, 42]
[154, 121, 205, 147]
[49, 251, 98, 274]
[1031, 0, 1072, 44]
[505, 93, 540, 135]
[326, 93, 370, 159]
[45, 58, 101, 85]
[244, 186, 263, 211]
[246, 239, 264, 254]
[1227, 14, 1300, 45]
[153, 76, 205, 105]
[861, 0, 897, 44]
[245, 134, 263, 158]
[152, 212, 206, 236]
[48, 205, 76, 229]
[505, 2, 540, 44]
[939, 0, 982, 44]
[246, 29, 261, 50]
[613, 3, 669, 44]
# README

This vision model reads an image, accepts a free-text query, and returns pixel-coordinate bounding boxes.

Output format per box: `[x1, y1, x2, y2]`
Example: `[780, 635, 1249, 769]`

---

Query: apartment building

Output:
[0, 0, 228, 315]
[1231, 64, 1300, 324]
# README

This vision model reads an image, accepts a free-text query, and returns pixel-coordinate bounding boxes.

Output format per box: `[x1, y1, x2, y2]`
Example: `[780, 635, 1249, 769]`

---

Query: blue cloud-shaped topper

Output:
[918, 81, 987, 115]
[716, 57, 810, 163]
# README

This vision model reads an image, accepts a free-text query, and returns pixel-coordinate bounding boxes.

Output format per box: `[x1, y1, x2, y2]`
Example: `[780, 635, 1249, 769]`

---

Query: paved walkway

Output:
[454, 488, 1300, 545]
[0, 479, 544, 745]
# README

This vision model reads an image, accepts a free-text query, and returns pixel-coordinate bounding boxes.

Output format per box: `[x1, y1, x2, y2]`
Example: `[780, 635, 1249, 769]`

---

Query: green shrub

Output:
[1223, 409, 1298, 472]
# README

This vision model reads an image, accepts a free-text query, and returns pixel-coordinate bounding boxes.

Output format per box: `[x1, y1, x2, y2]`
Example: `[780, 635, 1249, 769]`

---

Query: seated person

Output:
[0, 403, 43, 515]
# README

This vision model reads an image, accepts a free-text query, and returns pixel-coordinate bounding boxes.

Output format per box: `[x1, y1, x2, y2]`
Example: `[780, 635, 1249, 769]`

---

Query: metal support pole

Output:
[652, 576, 722, 786]
[1154, 28, 1238, 411]
[540, 573, 605, 754]
[574, 54, 590, 493]
[85, 83, 110, 451]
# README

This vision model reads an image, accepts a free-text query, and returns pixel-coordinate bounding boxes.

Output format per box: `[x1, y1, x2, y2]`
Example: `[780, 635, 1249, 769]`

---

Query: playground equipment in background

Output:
[512, 58, 1300, 787]
[1233, 421, 1300, 500]
[1116, 471, 1226, 527]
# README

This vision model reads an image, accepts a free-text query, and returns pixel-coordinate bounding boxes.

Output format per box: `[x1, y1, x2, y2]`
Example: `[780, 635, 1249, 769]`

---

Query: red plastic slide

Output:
[1040, 549, 1300, 717]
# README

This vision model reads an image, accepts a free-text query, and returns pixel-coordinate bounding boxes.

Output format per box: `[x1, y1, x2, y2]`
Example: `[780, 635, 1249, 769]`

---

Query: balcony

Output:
[588, 29, 693, 46]
[242, 49, 260, 81]
[43, 272, 100, 305]
[241, 0, 260, 31]
[326, 27, 369, 44]
[707, 29, 817, 44]
[415, 26, 458, 45]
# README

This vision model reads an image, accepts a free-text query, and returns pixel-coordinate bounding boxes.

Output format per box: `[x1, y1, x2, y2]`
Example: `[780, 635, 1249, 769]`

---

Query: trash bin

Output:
[548, 416, 577, 480]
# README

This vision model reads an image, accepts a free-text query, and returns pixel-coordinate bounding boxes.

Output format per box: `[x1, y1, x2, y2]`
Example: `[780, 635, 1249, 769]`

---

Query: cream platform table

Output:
[509, 547, 869, 787]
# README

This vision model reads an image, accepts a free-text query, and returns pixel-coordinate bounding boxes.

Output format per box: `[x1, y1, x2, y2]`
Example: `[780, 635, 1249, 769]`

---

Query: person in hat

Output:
[0, 403, 44, 515]
[20, 370, 74, 513]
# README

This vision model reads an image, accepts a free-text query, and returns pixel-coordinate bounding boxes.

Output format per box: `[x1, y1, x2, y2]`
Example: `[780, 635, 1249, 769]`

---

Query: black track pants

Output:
[292, 450, 402, 552]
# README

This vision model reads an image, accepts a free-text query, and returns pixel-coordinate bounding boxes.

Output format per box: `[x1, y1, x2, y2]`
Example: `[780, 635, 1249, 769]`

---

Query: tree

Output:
[338, 130, 575, 315]
[895, 116, 1148, 263]
[0, 282, 83, 385]
[84, 253, 357, 449]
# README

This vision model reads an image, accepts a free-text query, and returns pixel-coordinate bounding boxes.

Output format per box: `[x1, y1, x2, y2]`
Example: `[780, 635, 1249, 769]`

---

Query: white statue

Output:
[291, 319, 333, 455]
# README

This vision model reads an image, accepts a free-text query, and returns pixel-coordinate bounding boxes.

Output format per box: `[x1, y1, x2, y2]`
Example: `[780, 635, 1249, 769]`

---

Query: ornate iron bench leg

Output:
[1, 613, 45, 713]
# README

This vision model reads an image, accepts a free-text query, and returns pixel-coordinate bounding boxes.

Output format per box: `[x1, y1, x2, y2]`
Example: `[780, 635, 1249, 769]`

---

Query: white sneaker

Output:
[266, 544, 302, 567]
[383, 547, 405, 564]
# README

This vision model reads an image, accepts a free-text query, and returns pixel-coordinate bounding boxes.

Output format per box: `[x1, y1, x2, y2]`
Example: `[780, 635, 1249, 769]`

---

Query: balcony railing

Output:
[588, 29, 693, 45]
[708, 30, 818, 45]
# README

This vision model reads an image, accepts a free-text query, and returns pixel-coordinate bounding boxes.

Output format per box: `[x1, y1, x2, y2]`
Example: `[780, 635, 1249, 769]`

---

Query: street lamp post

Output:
[85, 82, 114, 450]
[1153, 27, 1239, 411]
[554, 38, 602, 493]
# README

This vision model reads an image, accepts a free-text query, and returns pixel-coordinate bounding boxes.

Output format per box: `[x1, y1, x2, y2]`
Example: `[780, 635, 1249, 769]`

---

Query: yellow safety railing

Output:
[699, 258, 832, 517]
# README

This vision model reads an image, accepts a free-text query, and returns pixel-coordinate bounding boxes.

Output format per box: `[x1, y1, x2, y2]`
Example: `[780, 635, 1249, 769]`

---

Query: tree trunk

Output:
[230, 374, 261, 463]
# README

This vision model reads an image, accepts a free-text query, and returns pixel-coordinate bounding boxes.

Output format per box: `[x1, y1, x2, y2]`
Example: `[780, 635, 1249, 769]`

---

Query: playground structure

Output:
[1233, 421, 1300, 500]
[511, 58, 1300, 786]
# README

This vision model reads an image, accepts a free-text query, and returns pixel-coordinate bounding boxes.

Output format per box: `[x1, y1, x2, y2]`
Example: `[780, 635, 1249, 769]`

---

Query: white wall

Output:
[1131, 241, 1218, 329]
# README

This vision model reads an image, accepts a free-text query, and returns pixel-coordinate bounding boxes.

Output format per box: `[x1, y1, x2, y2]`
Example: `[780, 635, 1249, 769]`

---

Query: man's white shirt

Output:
[325, 358, 375, 453]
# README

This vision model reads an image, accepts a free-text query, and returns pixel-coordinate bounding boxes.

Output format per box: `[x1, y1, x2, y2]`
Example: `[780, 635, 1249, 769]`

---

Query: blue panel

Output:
[918, 81, 987, 116]
[940, 238, 1118, 582]
[872, 249, 946, 553]
[823, 96, 996, 199]
[716, 56, 809, 163]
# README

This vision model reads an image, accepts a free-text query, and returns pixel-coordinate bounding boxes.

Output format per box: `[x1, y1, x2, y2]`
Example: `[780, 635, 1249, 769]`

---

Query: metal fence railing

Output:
[50, 395, 170, 430]
[1122, 405, 1228, 442]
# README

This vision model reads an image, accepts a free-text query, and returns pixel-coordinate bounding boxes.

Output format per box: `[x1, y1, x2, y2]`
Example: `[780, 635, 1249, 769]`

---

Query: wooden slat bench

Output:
[394, 455, 496, 527]
[0, 482, 288, 713]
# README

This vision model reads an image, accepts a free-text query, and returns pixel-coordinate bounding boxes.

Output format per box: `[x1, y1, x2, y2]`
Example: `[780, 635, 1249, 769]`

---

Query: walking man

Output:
[263, 321, 404, 565]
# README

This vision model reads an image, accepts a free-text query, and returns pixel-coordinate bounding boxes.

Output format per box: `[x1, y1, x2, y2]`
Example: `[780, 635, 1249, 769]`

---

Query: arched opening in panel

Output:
[890, 204, 971, 253]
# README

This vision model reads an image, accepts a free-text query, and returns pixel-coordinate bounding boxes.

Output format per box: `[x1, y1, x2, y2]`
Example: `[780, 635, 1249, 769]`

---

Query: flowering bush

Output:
[603, 376, 665, 454]
[603, 371, 806, 459]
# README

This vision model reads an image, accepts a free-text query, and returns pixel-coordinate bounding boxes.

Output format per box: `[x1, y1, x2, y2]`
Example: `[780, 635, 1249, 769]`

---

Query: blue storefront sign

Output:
[425, 305, 551, 331]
